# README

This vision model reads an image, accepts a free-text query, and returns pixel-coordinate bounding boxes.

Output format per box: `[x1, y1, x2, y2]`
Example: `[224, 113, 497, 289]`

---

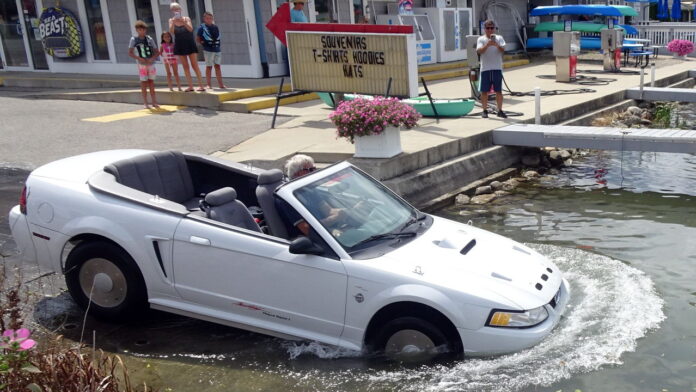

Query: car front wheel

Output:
[373, 316, 453, 362]
[65, 241, 148, 321]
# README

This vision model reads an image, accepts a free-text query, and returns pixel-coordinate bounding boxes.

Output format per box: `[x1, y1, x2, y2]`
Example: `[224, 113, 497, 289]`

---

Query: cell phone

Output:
[174, 11, 181, 19]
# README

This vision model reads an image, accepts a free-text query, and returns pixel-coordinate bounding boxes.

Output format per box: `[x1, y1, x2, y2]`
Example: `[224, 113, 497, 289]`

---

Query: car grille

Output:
[549, 286, 562, 308]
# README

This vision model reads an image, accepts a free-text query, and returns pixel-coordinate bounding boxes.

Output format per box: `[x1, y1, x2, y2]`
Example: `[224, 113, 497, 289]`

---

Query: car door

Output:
[171, 216, 348, 344]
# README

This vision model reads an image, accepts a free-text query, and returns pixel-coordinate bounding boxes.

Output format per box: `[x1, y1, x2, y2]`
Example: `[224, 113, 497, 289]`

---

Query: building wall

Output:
[43, 0, 88, 62]
[106, 0, 133, 63]
[212, 0, 251, 65]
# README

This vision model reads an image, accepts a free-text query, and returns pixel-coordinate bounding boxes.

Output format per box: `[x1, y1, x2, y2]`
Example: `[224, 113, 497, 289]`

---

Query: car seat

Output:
[201, 187, 261, 233]
[255, 169, 289, 239]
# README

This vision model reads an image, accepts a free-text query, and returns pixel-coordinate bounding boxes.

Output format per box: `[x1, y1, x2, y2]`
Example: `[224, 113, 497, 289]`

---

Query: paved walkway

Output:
[216, 57, 696, 165]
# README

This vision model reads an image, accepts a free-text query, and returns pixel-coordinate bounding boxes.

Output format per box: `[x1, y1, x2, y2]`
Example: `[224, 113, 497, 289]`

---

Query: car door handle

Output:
[189, 236, 211, 246]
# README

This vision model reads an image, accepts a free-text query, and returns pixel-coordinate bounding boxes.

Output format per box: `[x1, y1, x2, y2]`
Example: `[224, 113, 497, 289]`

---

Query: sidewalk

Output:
[219, 56, 695, 164]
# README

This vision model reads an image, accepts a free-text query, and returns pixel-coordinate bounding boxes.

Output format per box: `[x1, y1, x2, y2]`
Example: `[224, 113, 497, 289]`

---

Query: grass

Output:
[0, 256, 154, 392]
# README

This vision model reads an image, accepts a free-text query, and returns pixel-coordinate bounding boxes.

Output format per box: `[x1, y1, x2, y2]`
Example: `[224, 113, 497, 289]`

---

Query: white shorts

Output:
[204, 51, 222, 67]
[137, 63, 156, 82]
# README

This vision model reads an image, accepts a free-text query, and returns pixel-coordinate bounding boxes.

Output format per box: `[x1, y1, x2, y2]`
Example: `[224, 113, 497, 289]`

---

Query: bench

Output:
[628, 51, 653, 67]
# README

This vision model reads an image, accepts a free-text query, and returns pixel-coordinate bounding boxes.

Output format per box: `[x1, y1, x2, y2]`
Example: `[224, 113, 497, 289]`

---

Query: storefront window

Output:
[0, 0, 29, 67]
[314, 0, 336, 23]
[134, 0, 155, 37]
[353, 0, 366, 23]
[83, 0, 109, 60]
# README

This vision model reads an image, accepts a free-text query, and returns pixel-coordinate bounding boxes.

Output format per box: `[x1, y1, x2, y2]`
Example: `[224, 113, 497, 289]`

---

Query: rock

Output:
[470, 194, 497, 204]
[625, 115, 643, 126]
[494, 190, 510, 197]
[490, 181, 503, 191]
[502, 178, 520, 191]
[549, 168, 561, 175]
[559, 149, 571, 159]
[640, 119, 652, 125]
[523, 170, 540, 179]
[521, 154, 541, 167]
[626, 106, 642, 116]
[541, 156, 552, 168]
[549, 150, 562, 163]
[514, 176, 528, 182]
[475, 185, 493, 195]
[563, 158, 573, 166]
[454, 194, 470, 205]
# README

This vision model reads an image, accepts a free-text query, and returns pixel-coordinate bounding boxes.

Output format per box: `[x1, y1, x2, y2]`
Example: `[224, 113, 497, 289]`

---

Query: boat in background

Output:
[317, 92, 475, 118]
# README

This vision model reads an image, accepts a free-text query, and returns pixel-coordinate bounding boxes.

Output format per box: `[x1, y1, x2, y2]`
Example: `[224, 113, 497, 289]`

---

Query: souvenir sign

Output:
[287, 30, 418, 98]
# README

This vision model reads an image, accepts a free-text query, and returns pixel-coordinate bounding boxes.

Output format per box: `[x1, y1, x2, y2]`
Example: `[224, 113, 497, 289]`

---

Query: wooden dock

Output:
[493, 124, 696, 153]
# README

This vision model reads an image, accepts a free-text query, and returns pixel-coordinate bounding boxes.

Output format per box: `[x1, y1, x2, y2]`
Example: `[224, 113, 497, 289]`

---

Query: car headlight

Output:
[486, 306, 549, 328]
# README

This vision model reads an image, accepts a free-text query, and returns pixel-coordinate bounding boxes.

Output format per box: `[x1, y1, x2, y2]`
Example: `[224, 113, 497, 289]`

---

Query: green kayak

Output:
[317, 92, 475, 117]
[402, 96, 475, 117]
[534, 21, 630, 33]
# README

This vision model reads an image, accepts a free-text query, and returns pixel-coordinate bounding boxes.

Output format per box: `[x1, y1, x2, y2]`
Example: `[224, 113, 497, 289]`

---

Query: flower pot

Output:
[353, 126, 402, 158]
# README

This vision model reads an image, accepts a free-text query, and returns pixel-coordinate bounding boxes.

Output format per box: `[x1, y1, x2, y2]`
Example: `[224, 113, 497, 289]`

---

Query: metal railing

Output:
[630, 23, 696, 56]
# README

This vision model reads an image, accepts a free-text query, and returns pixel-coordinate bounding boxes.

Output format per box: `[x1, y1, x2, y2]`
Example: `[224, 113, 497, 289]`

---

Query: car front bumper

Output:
[8, 205, 37, 264]
[459, 278, 571, 356]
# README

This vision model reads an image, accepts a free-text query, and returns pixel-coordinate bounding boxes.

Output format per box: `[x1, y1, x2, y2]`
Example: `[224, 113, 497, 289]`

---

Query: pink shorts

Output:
[163, 56, 177, 66]
[137, 63, 156, 82]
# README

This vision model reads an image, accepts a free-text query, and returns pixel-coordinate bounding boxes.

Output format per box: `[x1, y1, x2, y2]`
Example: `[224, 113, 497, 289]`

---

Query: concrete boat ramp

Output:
[493, 124, 696, 154]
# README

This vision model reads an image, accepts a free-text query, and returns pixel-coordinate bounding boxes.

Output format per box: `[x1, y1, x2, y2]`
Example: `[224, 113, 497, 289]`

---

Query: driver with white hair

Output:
[281, 154, 349, 236]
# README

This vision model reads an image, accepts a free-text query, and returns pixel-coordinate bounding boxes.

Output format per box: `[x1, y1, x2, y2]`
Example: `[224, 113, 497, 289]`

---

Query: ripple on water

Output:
[279, 245, 665, 392]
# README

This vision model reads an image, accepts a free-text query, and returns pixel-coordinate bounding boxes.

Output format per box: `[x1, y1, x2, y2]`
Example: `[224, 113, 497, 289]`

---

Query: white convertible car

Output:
[8, 150, 569, 359]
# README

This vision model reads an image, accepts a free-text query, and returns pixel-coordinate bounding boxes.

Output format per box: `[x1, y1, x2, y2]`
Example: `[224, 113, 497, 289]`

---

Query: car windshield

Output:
[293, 167, 418, 250]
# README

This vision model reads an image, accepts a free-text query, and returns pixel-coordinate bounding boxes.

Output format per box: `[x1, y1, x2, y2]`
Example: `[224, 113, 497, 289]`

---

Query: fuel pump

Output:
[466, 35, 480, 99]
[601, 28, 623, 71]
[552, 31, 580, 82]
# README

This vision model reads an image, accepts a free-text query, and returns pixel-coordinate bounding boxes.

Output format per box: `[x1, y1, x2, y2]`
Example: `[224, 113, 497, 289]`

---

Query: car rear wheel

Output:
[373, 316, 452, 362]
[65, 241, 148, 321]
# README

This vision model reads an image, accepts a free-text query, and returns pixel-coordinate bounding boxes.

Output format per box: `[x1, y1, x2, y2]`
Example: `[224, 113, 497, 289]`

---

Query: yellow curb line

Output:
[82, 105, 184, 123]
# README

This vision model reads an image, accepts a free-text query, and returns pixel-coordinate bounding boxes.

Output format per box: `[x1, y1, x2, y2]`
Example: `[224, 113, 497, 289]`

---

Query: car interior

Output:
[102, 150, 277, 234]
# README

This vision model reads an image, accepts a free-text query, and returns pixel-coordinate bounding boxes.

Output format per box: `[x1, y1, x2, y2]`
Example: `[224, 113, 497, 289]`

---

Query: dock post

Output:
[534, 87, 541, 125]
[639, 69, 645, 100]
[650, 63, 656, 87]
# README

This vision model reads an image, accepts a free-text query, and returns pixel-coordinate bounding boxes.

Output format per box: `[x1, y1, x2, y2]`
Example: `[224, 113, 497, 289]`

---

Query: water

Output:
[40, 149, 685, 392]
[16, 150, 694, 391]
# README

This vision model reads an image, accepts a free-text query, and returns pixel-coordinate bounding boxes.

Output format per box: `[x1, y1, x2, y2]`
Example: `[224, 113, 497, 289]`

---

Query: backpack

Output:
[133, 36, 154, 59]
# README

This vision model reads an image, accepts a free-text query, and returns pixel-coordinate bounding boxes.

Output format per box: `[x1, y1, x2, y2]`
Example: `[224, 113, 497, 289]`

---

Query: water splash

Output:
[281, 245, 665, 392]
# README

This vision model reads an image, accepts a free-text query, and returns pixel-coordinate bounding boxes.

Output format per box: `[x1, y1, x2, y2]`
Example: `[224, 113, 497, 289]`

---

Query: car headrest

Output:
[205, 187, 237, 206]
[257, 169, 284, 185]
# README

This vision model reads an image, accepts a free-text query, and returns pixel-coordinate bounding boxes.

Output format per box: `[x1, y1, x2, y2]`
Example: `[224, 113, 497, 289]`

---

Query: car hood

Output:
[376, 216, 563, 310]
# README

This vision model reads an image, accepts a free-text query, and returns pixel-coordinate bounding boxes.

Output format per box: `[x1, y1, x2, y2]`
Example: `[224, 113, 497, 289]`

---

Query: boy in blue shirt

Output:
[196, 12, 226, 89]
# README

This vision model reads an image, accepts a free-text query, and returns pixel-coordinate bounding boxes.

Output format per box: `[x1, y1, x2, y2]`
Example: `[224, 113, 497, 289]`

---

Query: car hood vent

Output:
[433, 230, 476, 254]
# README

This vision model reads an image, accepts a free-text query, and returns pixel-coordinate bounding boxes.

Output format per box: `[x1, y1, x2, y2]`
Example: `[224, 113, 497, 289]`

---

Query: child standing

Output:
[161, 32, 182, 91]
[128, 20, 160, 109]
[196, 12, 226, 89]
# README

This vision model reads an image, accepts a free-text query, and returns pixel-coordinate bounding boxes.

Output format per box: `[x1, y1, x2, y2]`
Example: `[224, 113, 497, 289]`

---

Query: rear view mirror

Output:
[289, 236, 325, 256]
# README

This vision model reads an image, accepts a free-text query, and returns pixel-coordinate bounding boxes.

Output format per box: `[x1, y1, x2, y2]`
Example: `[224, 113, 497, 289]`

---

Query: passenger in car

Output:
[282, 155, 348, 236]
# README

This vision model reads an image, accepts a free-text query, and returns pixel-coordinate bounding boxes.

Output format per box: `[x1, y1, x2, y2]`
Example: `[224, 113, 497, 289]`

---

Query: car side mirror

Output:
[289, 236, 325, 256]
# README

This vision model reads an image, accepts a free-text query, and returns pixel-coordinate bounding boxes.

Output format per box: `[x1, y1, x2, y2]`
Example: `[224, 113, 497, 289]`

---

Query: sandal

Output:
[197, 87, 206, 92]
[185, 88, 194, 92]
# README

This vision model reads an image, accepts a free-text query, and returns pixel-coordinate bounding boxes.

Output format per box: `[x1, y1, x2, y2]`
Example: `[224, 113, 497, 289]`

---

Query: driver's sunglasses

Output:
[302, 166, 316, 173]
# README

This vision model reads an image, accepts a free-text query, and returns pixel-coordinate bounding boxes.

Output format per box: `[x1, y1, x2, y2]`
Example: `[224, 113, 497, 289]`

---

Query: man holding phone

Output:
[476, 19, 507, 119]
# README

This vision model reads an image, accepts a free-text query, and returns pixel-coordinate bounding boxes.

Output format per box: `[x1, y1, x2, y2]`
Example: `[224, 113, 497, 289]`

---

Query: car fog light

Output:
[487, 306, 549, 328]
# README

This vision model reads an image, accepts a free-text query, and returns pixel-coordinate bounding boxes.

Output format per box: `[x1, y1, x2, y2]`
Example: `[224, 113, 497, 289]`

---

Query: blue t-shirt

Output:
[197, 23, 221, 52]
[290, 9, 308, 23]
